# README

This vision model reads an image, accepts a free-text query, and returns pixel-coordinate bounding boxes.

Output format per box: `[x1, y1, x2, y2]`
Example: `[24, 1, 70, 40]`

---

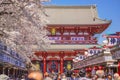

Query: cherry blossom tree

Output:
[0, 0, 50, 64]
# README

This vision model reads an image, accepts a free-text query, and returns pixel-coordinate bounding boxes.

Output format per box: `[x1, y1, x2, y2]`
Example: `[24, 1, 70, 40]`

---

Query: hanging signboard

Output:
[71, 37, 84, 41]
[108, 37, 120, 46]
[88, 49, 102, 56]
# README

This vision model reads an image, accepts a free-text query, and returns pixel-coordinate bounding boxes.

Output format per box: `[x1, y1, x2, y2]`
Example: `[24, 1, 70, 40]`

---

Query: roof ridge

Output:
[44, 5, 96, 8]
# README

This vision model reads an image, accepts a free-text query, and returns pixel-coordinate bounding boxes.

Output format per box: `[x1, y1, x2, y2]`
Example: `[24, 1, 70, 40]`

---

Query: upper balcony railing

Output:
[51, 40, 97, 44]
[48, 35, 97, 44]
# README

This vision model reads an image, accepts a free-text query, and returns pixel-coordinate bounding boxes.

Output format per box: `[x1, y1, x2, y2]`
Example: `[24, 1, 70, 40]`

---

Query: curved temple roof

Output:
[44, 5, 111, 25]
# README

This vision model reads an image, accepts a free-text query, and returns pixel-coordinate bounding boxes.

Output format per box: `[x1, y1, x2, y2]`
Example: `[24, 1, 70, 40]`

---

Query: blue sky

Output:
[44, 0, 120, 44]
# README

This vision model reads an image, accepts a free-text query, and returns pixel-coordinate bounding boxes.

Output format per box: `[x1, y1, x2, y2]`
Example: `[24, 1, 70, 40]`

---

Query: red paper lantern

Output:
[48, 61, 58, 72]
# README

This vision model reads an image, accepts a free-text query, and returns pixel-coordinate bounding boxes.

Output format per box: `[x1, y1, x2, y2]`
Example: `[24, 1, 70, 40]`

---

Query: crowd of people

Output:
[1, 70, 120, 80]
[43, 70, 120, 80]
[19, 70, 120, 80]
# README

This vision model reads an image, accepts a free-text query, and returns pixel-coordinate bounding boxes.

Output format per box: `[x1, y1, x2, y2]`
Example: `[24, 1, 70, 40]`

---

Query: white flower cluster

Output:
[0, 0, 50, 62]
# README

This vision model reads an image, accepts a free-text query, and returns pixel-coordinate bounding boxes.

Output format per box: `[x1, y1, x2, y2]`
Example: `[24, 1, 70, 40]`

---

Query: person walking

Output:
[44, 72, 52, 80]
[28, 71, 43, 80]
[92, 74, 98, 80]
[96, 70, 105, 80]
[114, 73, 119, 80]
[70, 73, 79, 80]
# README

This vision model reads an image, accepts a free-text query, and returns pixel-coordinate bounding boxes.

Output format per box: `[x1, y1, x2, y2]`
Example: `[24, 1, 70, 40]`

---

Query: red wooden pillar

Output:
[42, 52, 47, 74]
[43, 58, 46, 74]
[118, 61, 120, 75]
[59, 51, 64, 74]
[60, 58, 63, 74]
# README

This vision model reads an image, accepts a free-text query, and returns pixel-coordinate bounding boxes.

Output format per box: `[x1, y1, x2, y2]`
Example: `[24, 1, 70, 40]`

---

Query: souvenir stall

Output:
[110, 44, 120, 75]
[103, 32, 120, 75]
[73, 50, 115, 76]
[0, 42, 26, 77]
